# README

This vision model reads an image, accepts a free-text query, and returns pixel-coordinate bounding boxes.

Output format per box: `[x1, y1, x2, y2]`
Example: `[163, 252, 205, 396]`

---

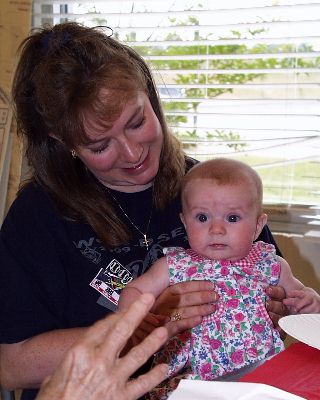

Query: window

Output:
[32, 0, 320, 233]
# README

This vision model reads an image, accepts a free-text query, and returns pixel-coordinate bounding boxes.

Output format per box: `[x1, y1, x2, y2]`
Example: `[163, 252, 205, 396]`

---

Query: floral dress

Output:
[149, 241, 284, 400]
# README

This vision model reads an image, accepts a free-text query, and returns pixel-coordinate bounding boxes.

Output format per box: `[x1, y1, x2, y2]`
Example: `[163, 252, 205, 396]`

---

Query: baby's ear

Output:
[254, 213, 268, 240]
[180, 212, 186, 229]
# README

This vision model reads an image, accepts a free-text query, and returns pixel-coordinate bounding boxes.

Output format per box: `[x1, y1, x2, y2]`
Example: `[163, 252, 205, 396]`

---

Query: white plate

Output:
[279, 313, 320, 350]
[168, 380, 305, 400]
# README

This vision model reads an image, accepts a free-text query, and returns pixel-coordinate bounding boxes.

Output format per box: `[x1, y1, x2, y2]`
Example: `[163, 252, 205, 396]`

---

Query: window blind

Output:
[32, 0, 320, 207]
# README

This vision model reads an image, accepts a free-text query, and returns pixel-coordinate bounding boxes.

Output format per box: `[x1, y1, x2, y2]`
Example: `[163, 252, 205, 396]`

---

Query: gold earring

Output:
[71, 149, 77, 158]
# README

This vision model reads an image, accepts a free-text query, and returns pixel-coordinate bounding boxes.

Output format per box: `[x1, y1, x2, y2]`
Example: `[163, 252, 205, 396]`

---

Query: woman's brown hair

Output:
[12, 22, 186, 247]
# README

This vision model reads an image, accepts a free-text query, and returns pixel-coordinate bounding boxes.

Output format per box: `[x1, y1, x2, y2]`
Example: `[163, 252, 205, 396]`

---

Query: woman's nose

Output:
[118, 135, 143, 163]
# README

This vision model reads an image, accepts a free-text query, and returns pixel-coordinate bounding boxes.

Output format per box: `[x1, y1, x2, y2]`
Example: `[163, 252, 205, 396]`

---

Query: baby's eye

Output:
[196, 213, 208, 223]
[227, 214, 240, 223]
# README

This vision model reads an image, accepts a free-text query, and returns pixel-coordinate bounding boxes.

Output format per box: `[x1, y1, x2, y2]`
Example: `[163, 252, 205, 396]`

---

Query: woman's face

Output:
[76, 91, 163, 192]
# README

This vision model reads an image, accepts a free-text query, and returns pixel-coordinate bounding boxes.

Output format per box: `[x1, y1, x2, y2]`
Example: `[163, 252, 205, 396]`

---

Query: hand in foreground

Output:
[152, 280, 218, 338]
[36, 294, 168, 400]
[265, 285, 289, 340]
[130, 312, 170, 347]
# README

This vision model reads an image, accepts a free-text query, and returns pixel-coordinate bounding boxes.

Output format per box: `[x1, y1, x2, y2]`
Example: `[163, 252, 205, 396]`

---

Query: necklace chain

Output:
[107, 190, 153, 250]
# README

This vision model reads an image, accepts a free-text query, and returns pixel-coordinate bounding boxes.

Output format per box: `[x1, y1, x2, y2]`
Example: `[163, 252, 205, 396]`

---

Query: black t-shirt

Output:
[0, 174, 281, 400]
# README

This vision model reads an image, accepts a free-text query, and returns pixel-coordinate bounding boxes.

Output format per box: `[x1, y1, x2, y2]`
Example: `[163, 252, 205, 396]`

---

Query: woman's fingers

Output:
[169, 302, 216, 322]
[266, 285, 288, 325]
[176, 289, 218, 308]
[118, 326, 168, 380]
[126, 363, 168, 400]
[266, 297, 288, 318]
[266, 285, 286, 301]
[169, 280, 215, 295]
[169, 281, 218, 307]
[151, 281, 218, 340]
[264, 286, 288, 340]
[99, 293, 156, 360]
[144, 313, 170, 326]
[165, 315, 203, 337]
[152, 280, 218, 315]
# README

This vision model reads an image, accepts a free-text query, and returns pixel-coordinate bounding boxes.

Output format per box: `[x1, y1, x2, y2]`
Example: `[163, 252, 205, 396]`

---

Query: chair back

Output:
[0, 388, 15, 400]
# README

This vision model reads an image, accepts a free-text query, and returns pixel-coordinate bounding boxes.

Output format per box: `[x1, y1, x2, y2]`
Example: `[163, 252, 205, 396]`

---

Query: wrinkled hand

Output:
[283, 287, 320, 314]
[152, 280, 218, 338]
[130, 312, 169, 347]
[36, 294, 168, 400]
[265, 285, 289, 340]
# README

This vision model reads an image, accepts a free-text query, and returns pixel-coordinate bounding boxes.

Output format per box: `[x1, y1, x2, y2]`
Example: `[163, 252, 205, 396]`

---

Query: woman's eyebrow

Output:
[86, 137, 107, 146]
[125, 104, 143, 127]
[84, 103, 144, 145]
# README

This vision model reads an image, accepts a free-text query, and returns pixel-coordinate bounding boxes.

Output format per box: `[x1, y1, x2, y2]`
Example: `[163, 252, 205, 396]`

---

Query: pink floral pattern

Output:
[149, 241, 284, 400]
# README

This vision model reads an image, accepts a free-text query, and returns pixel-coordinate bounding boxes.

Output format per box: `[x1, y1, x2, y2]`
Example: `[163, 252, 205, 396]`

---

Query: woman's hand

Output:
[130, 312, 170, 347]
[266, 285, 289, 340]
[152, 280, 218, 338]
[36, 294, 168, 400]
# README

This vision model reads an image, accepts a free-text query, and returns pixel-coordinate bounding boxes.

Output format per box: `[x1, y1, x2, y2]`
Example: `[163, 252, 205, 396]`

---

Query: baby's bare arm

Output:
[278, 256, 304, 293]
[119, 257, 170, 312]
[118, 258, 170, 349]
[118, 286, 143, 311]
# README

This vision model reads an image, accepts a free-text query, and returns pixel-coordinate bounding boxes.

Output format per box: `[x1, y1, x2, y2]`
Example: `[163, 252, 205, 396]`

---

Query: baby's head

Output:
[181, 158, 263, 214]
[180, 158, 267, 261]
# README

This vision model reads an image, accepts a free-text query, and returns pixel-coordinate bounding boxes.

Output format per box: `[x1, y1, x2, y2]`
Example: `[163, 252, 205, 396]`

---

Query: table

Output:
[240, 342, 320, 399]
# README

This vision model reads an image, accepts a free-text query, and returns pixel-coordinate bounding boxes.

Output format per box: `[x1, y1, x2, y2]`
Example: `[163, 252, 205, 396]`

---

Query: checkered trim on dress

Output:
[232, 241, 274, 270]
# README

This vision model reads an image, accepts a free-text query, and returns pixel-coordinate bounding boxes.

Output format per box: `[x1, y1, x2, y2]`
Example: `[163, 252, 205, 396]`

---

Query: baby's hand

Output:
[131, 312, 170, 346]
[283, 287, 320, 314]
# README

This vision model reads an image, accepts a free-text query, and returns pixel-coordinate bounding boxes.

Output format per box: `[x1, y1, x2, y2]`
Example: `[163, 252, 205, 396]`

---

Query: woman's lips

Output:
[132, 161, 144, 170]
[124, 152, 149, 173]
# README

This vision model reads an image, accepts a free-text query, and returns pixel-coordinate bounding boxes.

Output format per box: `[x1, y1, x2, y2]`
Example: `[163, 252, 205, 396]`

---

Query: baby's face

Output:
[180, 179, 266, 261]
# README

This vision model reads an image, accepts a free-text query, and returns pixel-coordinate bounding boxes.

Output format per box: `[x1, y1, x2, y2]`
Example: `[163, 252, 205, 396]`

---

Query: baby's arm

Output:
[278, 256, 320, 314]
[118, 257, 170, 345]
[119, 256, 170, 311]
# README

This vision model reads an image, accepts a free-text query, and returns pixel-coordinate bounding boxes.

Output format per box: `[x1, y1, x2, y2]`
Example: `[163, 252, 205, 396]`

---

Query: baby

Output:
[119, 158, 320, 399]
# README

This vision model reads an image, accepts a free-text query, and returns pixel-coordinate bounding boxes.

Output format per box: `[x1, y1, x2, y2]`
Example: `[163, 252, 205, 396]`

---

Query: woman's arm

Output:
[0, 327, 86, 390]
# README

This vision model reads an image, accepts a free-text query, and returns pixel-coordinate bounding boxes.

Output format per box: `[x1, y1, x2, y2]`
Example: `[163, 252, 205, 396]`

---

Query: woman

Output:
[0, 22, 286, 400]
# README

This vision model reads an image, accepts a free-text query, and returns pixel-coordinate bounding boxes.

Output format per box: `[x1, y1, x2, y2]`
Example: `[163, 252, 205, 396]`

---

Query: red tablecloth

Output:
[240, 342, 320, 399]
